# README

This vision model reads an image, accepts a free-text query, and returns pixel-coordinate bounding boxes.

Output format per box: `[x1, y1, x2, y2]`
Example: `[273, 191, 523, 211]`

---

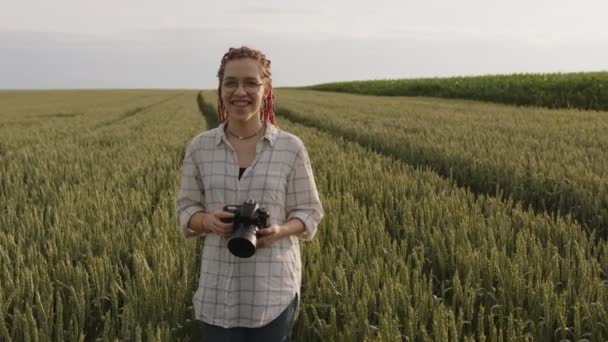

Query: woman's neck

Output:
[225, 117, 264, 139]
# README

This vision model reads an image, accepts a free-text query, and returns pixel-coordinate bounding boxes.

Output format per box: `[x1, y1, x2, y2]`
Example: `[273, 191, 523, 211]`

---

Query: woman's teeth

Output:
[232, 100, 250, 107]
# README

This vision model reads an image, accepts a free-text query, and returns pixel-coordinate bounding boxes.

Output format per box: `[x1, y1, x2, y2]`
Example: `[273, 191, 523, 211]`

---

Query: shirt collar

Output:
[215, 120, 278, 147]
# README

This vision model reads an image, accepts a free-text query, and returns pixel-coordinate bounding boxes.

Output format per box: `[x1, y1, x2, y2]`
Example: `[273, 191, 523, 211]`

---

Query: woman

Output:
[175, 46, 325, 341]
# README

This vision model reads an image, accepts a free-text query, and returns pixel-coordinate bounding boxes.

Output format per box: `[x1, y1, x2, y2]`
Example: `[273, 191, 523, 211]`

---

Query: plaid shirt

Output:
[176, 120, 324, 328]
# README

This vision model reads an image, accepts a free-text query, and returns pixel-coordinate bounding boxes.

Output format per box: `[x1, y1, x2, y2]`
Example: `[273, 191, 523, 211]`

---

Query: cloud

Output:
[225, 6, 322, 15]
[1, 28, 606, 89]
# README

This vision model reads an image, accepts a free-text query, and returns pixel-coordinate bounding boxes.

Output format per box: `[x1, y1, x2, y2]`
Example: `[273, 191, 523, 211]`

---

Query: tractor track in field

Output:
[0, 92, 187, 160]
[93, 92, 186, 130]
[273, 105, 605, 241]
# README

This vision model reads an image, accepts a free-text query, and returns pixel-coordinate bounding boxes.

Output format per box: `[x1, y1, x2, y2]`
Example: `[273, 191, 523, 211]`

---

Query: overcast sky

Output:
[1, 0, 607, 89]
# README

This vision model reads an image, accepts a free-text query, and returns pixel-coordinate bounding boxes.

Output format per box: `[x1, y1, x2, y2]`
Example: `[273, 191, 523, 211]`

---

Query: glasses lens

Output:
[245, 82, 260, 92]
[223, 80, 261, 92]
[223, 81, 237, 90]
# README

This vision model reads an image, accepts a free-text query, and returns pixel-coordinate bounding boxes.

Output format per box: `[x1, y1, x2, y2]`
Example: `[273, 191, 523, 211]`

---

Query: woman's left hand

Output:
[256, 224, 285, 248]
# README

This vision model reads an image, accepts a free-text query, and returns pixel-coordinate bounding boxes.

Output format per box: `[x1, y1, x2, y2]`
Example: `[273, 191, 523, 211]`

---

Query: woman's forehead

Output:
[224, 59, 263, 79]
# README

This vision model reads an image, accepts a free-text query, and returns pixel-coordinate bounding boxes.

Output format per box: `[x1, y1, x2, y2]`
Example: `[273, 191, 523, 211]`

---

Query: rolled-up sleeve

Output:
[285, 142, 324, 241]
[176, 140, 207, 239]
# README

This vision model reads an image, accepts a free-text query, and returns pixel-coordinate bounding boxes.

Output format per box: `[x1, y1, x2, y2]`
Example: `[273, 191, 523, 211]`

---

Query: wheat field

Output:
[1, 89, 607, 341]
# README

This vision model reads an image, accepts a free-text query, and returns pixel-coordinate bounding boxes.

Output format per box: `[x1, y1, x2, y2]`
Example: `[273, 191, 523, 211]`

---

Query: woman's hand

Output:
[199, 209, 236, 238]
[256, 224, 285, 248]
[256, 218, 307, 248]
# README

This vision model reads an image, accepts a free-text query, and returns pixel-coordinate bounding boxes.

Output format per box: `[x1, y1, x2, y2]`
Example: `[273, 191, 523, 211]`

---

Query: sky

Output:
[1, 0, 607, 89]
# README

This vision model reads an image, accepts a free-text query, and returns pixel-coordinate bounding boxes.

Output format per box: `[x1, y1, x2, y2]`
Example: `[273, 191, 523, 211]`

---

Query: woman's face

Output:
[221, 58, 267, 123]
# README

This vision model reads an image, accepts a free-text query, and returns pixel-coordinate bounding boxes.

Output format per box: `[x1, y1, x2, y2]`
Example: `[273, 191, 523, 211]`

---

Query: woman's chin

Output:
[228, 107, 259, 120]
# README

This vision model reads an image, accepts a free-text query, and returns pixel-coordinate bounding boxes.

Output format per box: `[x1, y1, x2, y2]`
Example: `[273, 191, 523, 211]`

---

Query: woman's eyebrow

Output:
[224, 76, 259, 80]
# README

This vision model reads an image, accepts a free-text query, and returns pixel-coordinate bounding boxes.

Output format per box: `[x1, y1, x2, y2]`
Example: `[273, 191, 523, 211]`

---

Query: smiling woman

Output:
[217, 48, 277, 128]
[175, 46, 325, 342]
[220, 63, 266, 126]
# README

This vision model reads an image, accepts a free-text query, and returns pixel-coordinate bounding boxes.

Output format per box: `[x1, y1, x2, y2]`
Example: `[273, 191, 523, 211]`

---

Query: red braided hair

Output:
[217, 46, 278, 128]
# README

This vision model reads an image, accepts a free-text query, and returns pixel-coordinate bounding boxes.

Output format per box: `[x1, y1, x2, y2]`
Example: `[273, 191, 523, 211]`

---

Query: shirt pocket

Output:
[249, 168, 284, 206]
[262, 170, 284, 203]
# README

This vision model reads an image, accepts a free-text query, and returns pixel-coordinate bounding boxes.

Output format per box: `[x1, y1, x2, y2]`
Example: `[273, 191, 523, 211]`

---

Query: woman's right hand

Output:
[200, 209, 236, 238]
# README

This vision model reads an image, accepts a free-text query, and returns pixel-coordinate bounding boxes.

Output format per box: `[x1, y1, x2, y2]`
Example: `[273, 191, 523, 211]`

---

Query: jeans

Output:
[197, 294, 298, 342]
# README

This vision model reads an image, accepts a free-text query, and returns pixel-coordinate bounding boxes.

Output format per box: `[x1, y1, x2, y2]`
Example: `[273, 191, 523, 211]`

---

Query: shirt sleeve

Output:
[285, 142, 324, 241]
[175, 140, 207, 239]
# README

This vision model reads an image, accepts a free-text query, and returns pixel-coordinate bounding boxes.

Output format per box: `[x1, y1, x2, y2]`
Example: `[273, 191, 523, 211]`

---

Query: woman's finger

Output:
[218, 222, 234, 230]
[257, 227, 274, 236]
[217, 211, 235, 220]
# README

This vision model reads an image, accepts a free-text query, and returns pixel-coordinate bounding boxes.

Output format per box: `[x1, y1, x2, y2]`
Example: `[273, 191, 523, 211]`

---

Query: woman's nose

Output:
[234, 84, 247, 95]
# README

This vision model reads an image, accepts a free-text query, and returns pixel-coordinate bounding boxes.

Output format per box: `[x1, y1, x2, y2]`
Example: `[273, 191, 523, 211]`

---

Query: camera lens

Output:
[228, 223, 257, 258]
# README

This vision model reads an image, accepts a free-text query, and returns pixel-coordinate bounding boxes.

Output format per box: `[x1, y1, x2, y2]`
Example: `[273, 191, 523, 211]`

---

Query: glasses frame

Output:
[221, 78, 264, 93]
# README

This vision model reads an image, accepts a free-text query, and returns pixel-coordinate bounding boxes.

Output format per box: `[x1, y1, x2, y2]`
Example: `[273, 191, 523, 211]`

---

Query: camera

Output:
[221, 199, 270, 258]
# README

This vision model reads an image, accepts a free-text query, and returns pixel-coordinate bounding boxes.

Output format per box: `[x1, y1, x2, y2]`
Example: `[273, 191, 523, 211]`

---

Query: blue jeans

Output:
[197, 294, 298, 342]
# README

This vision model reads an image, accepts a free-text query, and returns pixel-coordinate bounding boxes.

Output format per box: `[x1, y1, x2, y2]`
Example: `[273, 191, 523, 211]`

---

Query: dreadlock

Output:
[217, 46, 278, 128]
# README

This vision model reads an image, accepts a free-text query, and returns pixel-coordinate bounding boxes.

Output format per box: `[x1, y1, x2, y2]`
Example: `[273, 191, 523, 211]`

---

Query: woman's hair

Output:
[217, 46, 278, 127]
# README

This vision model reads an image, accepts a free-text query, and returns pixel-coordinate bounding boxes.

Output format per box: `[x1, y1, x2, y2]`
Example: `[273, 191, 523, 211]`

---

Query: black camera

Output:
[221, 199, 270, 258]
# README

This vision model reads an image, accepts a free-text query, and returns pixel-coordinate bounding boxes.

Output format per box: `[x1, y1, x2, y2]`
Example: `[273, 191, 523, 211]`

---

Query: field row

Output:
[274, 89, 608, 238]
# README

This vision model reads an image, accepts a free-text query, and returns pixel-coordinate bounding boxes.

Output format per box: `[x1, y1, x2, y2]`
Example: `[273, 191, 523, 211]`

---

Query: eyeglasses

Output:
[221, 79, 263, 93]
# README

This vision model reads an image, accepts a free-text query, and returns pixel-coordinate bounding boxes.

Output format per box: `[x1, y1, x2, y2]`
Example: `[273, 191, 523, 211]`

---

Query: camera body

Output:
[221, 199, 270, 258]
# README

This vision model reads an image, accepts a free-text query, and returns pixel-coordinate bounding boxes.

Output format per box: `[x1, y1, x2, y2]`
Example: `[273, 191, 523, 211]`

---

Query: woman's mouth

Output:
[231, 100, 251, 107]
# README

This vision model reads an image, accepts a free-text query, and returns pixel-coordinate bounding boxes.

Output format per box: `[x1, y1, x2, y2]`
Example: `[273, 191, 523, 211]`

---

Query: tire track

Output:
[274, 104, 606, 240]
[94, 92, 186, 130]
